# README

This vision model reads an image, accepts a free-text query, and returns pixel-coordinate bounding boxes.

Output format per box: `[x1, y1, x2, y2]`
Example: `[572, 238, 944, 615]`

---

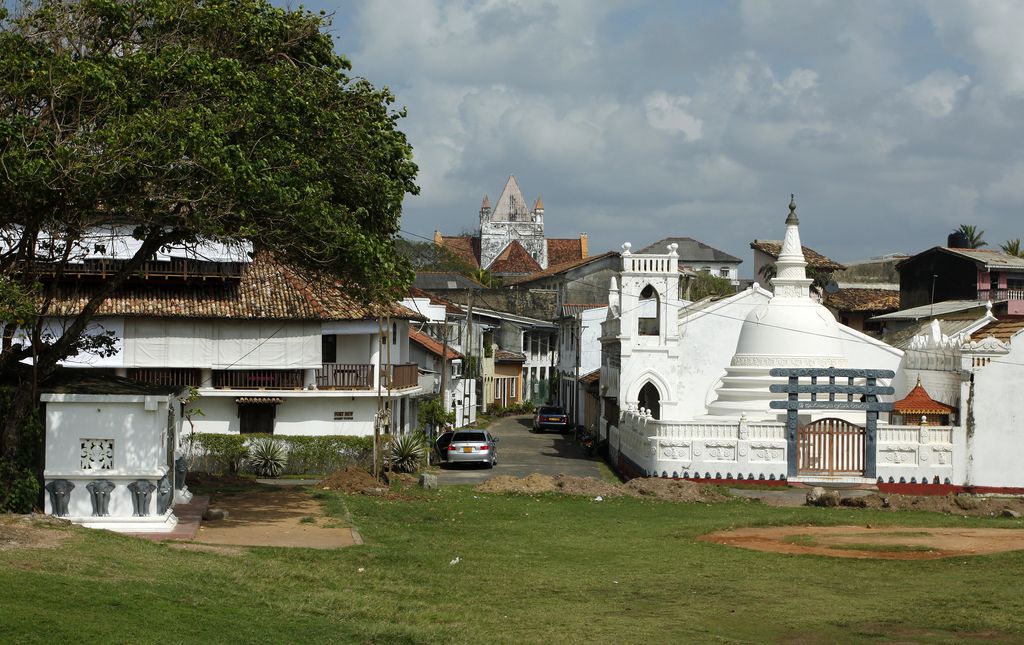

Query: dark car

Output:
[533, 405, 569, 432]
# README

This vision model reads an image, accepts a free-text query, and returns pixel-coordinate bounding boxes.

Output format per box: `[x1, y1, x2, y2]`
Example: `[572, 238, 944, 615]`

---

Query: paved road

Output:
[432, 414, 604, 485]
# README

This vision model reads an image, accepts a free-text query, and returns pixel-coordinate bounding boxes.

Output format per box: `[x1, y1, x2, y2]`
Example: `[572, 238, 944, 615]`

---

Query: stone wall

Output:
[444, 288, 558, 321]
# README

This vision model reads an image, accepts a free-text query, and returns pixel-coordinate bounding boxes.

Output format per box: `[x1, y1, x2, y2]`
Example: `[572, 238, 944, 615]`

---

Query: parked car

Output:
[434, 430, 455, 462]
[447, 430, 499, 468]
[533, 405, 569, 432]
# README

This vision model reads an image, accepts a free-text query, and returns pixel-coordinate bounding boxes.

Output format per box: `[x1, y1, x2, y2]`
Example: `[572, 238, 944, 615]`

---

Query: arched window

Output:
[638, 285, 660, 336]
[638, 382, 661, 419]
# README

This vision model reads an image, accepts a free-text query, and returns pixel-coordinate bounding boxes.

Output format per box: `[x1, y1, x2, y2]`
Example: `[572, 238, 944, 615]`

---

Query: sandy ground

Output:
[195, 489, 358, 549]
[0, 514, 76, 551]
[700, 525, 1024, 560]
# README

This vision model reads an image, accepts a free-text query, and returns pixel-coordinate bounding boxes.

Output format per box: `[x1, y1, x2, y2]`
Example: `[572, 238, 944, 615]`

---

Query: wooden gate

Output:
[797, 418, 865, 476]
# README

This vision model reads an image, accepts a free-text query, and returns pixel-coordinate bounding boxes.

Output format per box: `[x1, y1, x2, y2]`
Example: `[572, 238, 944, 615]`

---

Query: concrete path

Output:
[433, 414, 604, 486]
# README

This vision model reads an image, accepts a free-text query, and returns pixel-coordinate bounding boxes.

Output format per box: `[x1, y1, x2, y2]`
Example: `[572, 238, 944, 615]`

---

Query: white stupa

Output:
[705, 196, 847, 420]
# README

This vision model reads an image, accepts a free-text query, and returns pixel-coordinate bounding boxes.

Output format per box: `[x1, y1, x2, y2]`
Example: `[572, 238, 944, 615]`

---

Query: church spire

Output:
[770, 194, 813, 298]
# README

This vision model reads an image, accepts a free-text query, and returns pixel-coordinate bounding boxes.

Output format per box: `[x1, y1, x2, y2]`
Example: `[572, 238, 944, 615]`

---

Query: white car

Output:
[446, 430, 499, 468]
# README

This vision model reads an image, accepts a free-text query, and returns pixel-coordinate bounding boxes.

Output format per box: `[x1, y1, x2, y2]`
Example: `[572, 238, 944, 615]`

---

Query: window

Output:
[719, 267, 730, 278]
[638, 382, 661, 420]
[322, 334, 337, 363]
[392, 322, 398, 344]
[239, 403, 276, 434]
[638, 284, 660, 336]
[333, 411, 354, 421]
[510, 378, 516, 398]
[701, 266, 711, 273]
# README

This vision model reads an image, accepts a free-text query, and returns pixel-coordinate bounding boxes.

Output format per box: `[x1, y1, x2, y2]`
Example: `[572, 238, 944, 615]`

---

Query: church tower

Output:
[479, 175, 548, 270]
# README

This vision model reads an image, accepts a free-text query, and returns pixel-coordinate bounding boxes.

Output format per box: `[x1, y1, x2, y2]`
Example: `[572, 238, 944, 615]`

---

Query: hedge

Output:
[187, 433, 374, 476]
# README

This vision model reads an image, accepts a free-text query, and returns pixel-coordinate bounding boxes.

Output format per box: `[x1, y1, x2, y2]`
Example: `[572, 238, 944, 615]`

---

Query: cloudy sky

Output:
[308, 1, 1024, 272]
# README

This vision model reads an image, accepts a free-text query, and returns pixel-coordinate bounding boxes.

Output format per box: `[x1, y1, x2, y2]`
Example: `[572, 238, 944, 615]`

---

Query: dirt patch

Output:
[624, 477, 728, 502]
[385, 472, 417, 487]
[700, 525, 1024, 560]
[854, 493, 1024, 517]
[319, 467, 390, 494]
[186, 472, 257, 489]
[0, 514, 76, 551]
[475, 474, 723, 502]
[165, 542, 247, 556]
[195, 489, 357, 549]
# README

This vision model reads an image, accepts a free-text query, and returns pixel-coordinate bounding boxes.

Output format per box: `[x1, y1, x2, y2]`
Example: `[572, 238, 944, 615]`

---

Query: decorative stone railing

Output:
[623, 254, 678, 274]
[875, 424, 963, 485]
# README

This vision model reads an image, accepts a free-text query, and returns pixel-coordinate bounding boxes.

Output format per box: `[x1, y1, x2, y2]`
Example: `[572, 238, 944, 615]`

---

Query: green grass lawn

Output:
[3, 488, 1024, 644]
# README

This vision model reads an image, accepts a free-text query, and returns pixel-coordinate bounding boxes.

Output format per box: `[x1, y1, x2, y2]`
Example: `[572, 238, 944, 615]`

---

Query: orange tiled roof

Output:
[505, 251, 618, 285]
[825, 288, 901, 313]
[494, 349, 526, 362]
[488, 241, 542, 275]
[579, 368, 600, 384]
[547, 238, 586, 266]
[750, 240, 845, 271]
[47, 252, 422, 321]
[409, 328, 462, 360]
[438, 235, 481, 268]
[975, 317, 1024, 343]
[893, 382, 955, 415]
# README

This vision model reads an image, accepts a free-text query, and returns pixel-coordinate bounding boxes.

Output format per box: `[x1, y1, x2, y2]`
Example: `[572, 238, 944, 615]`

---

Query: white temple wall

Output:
[42, 394, 179, 532]
[674, 289, 771, 418]
[963, 341, 1024, 487]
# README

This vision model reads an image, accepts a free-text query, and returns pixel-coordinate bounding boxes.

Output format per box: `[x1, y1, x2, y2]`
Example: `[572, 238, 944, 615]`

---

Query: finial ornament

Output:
[786, 194, 799, 226]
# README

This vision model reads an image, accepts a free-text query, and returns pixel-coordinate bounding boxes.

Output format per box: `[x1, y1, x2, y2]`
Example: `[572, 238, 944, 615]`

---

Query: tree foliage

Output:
[957, 224, 987, 249]
[686, 271, 735, 301]
[0, 0, 417, 460]
[1000, 239, 1024, 258]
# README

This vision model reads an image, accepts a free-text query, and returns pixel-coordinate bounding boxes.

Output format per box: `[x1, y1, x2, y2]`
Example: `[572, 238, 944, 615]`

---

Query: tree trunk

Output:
[1, 377, 38, 461]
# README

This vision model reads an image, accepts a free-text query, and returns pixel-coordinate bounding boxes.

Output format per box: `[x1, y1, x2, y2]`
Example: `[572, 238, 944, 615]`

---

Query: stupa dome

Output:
[705, 196, 847, 419]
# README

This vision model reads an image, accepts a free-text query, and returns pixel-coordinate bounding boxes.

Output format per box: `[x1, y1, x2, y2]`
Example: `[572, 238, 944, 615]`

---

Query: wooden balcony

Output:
[127, 368, 201, 388]
[314, 363, 421, 391]
[316, 363, 374, 390]
[388, 363, 420, 390]
[213, 370, 303, 390]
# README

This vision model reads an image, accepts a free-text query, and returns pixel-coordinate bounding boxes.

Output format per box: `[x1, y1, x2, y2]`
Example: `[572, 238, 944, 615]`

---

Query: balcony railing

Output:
[213, 370, 303, 390]
[128, 368, 201, 388]
[316, 363, 374, 390]
[977, 288, 1024, 302]
[388, 363, 420, 390]
[315, 363, 419, 390]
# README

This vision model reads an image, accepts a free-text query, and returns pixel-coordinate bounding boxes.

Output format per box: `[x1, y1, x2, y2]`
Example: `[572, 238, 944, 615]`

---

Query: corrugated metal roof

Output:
[638, 237, 741, 263]
[872, 300, 993, 322]
[560, 303, 607, 317]
[938, 247, 1024, 270]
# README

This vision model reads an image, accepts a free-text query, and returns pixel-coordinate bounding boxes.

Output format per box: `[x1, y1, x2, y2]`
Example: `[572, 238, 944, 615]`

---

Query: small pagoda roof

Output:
[893, 380, 955, 416]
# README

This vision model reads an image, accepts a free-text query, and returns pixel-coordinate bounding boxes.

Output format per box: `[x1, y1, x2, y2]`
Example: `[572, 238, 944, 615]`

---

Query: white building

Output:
[40, 251, 425, 438]
[557, 304, 607, 425]
[603, 198, 918, 484]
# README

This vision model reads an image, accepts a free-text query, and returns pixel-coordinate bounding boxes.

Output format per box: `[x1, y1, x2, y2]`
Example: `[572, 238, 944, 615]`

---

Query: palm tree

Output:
[1000, 239, 1024, 258]
[958, 224, 987, 249]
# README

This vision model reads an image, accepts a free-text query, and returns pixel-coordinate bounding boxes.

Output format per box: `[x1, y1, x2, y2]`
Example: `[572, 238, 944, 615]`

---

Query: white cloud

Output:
[902, 70, 971, 117]
[643, 92, 703, 141]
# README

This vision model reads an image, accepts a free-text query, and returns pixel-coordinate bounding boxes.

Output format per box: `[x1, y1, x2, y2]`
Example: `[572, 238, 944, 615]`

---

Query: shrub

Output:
[389, 432, 426, 473]
[0, 459, 40, 513]
[246, 437, 288, 478]
[189, 433, 374, 476]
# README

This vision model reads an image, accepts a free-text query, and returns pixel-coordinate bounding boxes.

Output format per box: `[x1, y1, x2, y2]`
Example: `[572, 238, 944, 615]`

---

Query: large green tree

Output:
[0, 0, 417, 473]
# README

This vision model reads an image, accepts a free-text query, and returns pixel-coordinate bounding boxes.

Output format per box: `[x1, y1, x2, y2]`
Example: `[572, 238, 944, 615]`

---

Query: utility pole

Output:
[385, 314, 393, 480]
[464, 287, 474, 425]
[374, 316, 384, 481]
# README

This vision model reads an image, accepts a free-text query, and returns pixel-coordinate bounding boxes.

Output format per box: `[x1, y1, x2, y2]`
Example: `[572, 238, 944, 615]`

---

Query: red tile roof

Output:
[47, 252, 422, 321]
[547, 238, 586, 266]
[975, 317, 1024, 343]
[750, 240, 846, 271]
[579, 368, 600, 384]
[506, 251, 618, 286]
[438, 235, 481, 268]
[893, 382, 955, 415]
[825, 288, 901, 313]
[488, 241, 543, 275]
[409, 328, 462, 360]
[494, 349, 526, 362]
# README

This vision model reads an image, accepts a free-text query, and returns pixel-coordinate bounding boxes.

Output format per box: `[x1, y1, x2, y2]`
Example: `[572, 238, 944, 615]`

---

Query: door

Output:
[797, 418, 865, 476]
[239, 404, 276, 434]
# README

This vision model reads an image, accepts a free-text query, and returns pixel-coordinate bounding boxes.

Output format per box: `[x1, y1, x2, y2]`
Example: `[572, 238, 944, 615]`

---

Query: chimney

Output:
[433, 230, 442, 245]
[580, 233, 589, 258]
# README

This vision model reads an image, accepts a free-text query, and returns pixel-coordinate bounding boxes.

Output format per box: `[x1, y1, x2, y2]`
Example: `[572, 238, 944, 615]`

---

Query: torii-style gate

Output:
[769, 368, 894, 479]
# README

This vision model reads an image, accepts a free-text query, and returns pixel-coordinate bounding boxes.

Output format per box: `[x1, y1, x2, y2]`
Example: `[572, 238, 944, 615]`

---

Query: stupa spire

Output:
[770, 194, 813, 298]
